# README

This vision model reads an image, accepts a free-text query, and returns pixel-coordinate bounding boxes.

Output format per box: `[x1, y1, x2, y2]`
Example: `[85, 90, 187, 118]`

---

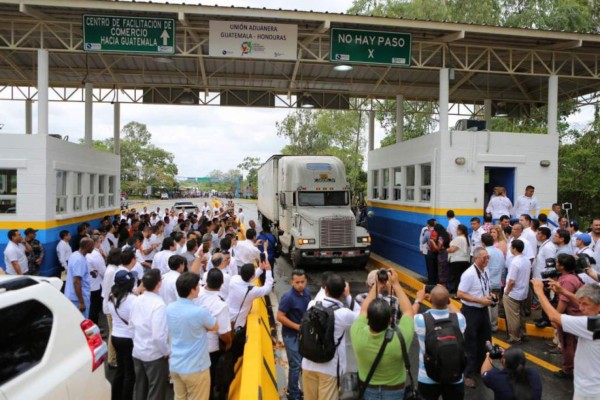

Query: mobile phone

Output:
[424, 285, 436, 294]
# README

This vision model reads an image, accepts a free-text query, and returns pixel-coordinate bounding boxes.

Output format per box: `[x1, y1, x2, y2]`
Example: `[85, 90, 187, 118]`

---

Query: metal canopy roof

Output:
[0, 0, 599, 109]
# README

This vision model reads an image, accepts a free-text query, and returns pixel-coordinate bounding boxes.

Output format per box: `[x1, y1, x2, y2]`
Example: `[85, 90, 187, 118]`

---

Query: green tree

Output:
[276, 108, 367, 198]
[237, 156, 261, 193]
[88, 121, 178, 195]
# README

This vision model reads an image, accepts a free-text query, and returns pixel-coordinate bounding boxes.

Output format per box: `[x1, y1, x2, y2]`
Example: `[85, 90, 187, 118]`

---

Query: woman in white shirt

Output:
[486, 186, 513, 220]
[87, 235, 107, 326]
[447, 224, 471, 294]
[108, 270, 137, 400]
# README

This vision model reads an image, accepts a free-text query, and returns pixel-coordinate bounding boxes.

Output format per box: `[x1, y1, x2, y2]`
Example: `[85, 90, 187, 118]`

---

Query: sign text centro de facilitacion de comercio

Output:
[330, 27, 412, 67]
[82, 15, 175, 54]
[209, 20, 298, 60]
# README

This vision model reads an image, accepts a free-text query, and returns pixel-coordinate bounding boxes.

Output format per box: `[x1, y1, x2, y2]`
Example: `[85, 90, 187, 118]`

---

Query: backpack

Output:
[298, 301, 342, 363]
[423, 313, 466, 384]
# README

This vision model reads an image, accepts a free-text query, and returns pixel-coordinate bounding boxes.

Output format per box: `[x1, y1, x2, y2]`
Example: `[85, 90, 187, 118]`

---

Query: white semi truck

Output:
[257, 155, 371, 269]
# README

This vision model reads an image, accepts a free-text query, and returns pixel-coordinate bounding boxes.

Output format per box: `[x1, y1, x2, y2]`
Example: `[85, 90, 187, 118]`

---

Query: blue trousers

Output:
[71, 298, 91, 319]
[283, 334, 302, 400]
[364, 386, 405, 400]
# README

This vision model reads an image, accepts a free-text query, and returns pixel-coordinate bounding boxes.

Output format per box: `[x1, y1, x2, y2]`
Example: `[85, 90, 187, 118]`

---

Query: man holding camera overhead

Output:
[503, 240, 531, 344]
[532, 279, 600, 399]
[457, 247, 495, 389]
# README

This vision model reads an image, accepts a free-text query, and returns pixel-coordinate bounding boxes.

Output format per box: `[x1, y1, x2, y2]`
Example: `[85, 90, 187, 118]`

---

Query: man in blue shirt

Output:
[482, 233, 505, 332]
[413, 285, 467, 399]
[277, 269, 310, 400]
[65, 237, 94, 318]
[167, 272, 218, 400]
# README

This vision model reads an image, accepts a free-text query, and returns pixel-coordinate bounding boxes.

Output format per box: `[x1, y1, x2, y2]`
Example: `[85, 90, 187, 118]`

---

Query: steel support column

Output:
[368, 110, 375, 152]
[484, 99, 492, 129]
[113, 102, 120, 155]
[439, 68, 449, 142]
[25, 99, 32, 134]
[84, 82, 93, 146]
[548, 75, 558, 135]
[37, 49, 48, 135]
[396, 94, 404, 143]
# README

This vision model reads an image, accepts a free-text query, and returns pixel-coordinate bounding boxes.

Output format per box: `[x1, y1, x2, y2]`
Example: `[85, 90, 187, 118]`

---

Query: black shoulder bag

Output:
[358, 328, 394, 398]
[394, 326, 425, 400]
[230, 285, 253, 359]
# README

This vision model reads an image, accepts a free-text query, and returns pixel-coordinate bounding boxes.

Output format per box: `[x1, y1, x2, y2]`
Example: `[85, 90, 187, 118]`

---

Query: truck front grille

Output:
[319, 217, 355, 248]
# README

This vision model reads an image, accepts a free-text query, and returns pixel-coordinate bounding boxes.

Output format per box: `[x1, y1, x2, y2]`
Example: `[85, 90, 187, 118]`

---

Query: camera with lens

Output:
[485, 341, 503, 359]
[489, 293, 499, 308]
[540, 258, 560, 280]
[377, 269, 390, 283]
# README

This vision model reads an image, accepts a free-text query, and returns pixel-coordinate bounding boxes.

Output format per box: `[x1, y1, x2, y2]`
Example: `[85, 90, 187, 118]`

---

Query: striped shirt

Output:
[414, 309, 467, 384]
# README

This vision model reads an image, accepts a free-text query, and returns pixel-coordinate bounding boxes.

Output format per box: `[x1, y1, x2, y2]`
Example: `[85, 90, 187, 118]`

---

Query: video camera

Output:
[540, 258, 559, 280]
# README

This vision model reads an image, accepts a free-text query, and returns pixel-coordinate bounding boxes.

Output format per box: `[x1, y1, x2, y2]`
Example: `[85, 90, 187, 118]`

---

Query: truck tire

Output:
[289, 240, 304, 270]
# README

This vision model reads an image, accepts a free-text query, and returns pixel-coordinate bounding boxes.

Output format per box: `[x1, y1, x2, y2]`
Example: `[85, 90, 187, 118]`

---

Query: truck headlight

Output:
[358, 236, 371, 243]
[298, 238, 316, 245]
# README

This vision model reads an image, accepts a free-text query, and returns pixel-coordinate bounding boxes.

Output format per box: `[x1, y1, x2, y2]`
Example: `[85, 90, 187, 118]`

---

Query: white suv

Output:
[0, 276, 111, 399]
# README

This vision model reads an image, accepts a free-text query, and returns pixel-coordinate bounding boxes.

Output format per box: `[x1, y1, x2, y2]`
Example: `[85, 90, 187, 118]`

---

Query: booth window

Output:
[108, 176, 115, 207]
[381, 168, 389, 200]
[73, 173, 83, 212]
[406, 165, 415, 201]
[98, 175, 106, 208]
[393, 167, 402, 201]
[0, 169, 17, 214]
[87, 174, 96, 210]
[56, 171, 67, 214]
[420, 163, 431, 202]
[371, 170, 379, 199]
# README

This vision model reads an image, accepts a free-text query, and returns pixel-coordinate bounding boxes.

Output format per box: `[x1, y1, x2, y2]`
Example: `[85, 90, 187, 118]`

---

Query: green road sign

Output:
[196, 177, 211, 183]
[83, 15, 175, 54]
[330, 28, 411, 67]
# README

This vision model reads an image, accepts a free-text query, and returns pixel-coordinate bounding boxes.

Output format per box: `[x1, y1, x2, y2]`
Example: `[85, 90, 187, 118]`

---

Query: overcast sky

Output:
[0, 0, 593, 178]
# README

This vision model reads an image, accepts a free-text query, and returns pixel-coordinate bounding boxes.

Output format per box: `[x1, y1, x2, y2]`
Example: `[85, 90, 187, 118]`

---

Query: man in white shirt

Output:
[196, 268, 233, 399]
[591, 219, 600, 265]
[102, 223, 118, 255]
[237, 207, 245, 225]
[548, 203, 561, 229]
[554, 229, 574, 256]
[203, 253, 232, 300]
[152, 237, 177, 275]
[533, 227, 557, 279]
[3, 229, 29, 275]
[512, 185, 539, 218]
[568, 221, 583, 255]
[457, 247, 494, 388]
[228, 261, 273, 329]
[508, 223, 536, 263]
[86, 235, 107, 325]
[56, 230, 72, 274]
[159, 254, 184, 305]
[130, 269, 169, 400]
[518, 214, 538, 253]
[469, 217, 485, 257]
[234, 228, 261, 272]
[503, 240, 531, 344]
[532, 281, 600, 400]
[301, 273, 360, 400]
[446, 210, 460, 239]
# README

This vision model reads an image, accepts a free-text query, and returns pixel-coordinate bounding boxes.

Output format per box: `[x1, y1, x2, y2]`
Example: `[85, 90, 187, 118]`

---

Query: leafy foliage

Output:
[276, 109, 367, 197]
[237, 156, 261, 193]
[89, 121, 178, 195]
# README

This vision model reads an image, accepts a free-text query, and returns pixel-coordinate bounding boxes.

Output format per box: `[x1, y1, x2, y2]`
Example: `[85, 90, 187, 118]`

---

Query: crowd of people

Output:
[416, 185, 600, 399]
[2, 199, 280, 400]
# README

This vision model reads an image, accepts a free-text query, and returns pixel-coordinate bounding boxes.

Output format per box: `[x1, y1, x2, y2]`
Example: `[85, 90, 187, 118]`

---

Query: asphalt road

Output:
[127, 198, 574, 400]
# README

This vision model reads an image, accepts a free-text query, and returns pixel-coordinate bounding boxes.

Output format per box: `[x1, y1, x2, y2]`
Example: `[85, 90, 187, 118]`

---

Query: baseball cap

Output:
[114, 270, 135, 286]
[576, 233, 592, 246]
[201, 233, 213, 244]
[24, 228, 38, 235]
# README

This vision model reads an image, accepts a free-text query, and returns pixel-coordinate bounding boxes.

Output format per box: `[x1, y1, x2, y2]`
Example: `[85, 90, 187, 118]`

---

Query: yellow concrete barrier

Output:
[229, 291, 278, 399]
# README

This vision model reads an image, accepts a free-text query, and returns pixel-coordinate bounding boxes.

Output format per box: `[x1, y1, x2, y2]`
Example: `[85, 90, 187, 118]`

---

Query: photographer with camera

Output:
[480, 346, 542, 400]
[355, 268, 402, 326]
[542, 254, 584, 379]
[503, 240, 531, 344]
[532, 279, 600, 399]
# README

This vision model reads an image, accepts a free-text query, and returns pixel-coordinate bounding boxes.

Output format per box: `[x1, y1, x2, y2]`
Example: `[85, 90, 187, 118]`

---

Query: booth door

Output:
[484, 167, 515, 213]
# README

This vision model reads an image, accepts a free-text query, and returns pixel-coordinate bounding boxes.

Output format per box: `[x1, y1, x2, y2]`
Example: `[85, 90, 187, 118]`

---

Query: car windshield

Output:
[297, 191, 349, 206]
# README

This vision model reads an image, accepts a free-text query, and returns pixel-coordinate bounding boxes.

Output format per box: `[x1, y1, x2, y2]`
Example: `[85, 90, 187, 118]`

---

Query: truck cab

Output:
[258, 155, 370, 269]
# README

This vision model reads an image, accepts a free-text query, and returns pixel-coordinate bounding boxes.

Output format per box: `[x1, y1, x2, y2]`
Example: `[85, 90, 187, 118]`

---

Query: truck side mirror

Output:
[279, 193, 286, 209]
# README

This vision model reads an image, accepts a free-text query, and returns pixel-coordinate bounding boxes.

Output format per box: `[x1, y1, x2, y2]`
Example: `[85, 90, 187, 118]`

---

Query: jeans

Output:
[363, 387, 405, 400]
[283, 334, 302, 400]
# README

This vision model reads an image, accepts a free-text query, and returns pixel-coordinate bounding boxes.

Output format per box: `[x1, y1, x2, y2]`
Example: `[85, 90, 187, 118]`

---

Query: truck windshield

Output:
[298, 191, 349, 206]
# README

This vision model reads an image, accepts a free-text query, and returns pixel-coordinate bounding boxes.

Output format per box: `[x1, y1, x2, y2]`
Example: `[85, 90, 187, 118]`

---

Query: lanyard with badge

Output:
[474, 265, 490, 296]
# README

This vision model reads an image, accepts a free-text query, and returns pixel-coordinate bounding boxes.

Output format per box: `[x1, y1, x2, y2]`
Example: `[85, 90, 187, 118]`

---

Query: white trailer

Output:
[257, 155, 371, 269]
